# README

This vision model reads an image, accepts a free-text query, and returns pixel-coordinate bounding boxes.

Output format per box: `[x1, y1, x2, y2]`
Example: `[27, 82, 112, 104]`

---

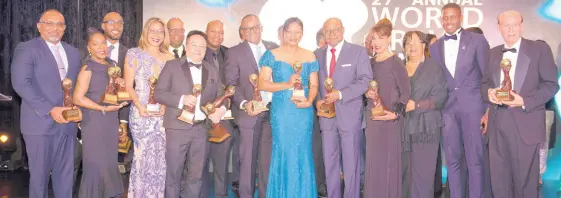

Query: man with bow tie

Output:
[429, 3, 490, 198]
[482, 11, 558, 198]
[155, 30, 226, 198]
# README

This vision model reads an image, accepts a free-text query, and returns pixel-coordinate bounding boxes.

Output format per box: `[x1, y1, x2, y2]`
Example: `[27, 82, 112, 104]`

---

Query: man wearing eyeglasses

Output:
[168, 18, 186, 59]
[224, 14, 279, 198]
[11, 9, 81, 198]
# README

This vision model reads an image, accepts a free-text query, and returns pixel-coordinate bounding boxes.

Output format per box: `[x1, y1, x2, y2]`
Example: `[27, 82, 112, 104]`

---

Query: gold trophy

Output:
[248, 74, 269, 113]
[201, 85, 236, 143]
[146, 77, 161, 114]
[101, 66, 119, 105]
[291, 61, 305, 99]
[177, 84, 203, 124]
[61, 78, 82, 122]
[222, 99, 234, 120]
[496, 58, 514, 101]
[114, 67, 131, 101]
[317, 78, 336, 118]
[117, 124, 132, 153]
[369, 80, 387, 117]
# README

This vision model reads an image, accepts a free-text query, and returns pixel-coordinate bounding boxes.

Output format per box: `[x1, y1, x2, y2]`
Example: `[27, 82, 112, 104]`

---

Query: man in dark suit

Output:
[156, 30, 226, 198]
[11, 9, 81, 198]
[429, 3, 490, 198]
[168, 18, 186, 58]
[200, 20, 237, 198]
[482, 10, 559, 198]
[315, 18, 372, 198]
[224, 14, 279, 198]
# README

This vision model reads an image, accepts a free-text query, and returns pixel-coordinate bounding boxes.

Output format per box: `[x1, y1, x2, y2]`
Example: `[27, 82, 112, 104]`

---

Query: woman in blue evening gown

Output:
[257, 17, 319, 198]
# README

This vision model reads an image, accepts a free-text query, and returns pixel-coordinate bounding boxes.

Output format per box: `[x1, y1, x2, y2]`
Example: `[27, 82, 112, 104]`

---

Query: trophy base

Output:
[371, 106, 386, 117]
[118, 137, 132, 153]
[221, 110, 233, 120]
[101, 94, 118, 105]
[117, 92, 132, 101]
[146, 104, 161, 114]
[251, 101, 269, 113]
[317, 103, 336, 118]
[496, 91, 514, 101]
[208, 124, 231, 143]
[63, 109, 82, 122]
[178, 110, 196, 124]
[292, 89, 306, 98]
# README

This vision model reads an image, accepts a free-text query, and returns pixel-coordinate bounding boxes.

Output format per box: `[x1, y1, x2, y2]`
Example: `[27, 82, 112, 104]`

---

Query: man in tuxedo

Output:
[482, 11, 559, 198]
[429, 3, 490, 198]
[224, 14, 279, 198]
[168, 18, 186, 58]
[199, 20, 238, 198]
[11, 9, 81, 198]
[314, 18, 372, 198]
[156, 30, 226, 198]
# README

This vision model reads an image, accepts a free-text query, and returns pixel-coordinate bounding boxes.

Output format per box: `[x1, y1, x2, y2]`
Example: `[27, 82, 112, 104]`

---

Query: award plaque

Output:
[61, 78, 82, 122]
[317, 78, 336, 118]
[369, 80, 387, 117]
[146, 76, 161, 113]
[496, 58, 514, 101]
[114, 67, 131, 101]
[249, 74, 269, 113]
[201, 85, 236, 143]
[221, 99, 234, 120]
[100, 66, 119, 105]
[291, 61, 305, 99]
[177, 84, 203, 124]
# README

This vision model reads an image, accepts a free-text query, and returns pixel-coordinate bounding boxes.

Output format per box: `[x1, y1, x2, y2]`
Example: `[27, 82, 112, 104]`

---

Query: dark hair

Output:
[371, 18, 392, 37]
[282, 17, 303, 32]
[442, 3, 462, 14]
[316, 28, 325, 46]
[425, 34, 436, 44]
[186, 30, 207, 43]
[466, 27, 484, 35]
[402, 31, 427, 59]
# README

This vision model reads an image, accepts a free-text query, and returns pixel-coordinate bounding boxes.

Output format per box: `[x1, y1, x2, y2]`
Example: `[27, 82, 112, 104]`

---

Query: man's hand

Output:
[501, 91, 525, 108]
[50, 107, 72, 124]
[405, 100, 416, 112]
[183, 95, 197, 108]
[488, 88, 501, 105]
[208, 107, 226, 123]
[372, 111, 398, 121]
[481, 108, 489, 135]
[324, 90, 341, 104]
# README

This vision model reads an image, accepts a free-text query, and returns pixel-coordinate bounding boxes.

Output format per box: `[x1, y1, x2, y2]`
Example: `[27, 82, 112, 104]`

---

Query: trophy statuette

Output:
[248, 73, 269, 113]
[177, 84, 203, 124]
[100, 66, 120, 105]
[496, 58, 514, 101]
[369, 80, 386, 117]
[317, 77, 336, 118]
[201, 85, 236, 143]
[291, 61, 305, 99]
[61, 78, 82, 122]
[146, 76, 161, 113]
[114, 67, 131, 101]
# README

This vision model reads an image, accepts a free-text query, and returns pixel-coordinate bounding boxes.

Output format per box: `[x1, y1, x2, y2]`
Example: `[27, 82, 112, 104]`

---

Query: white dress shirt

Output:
[107, 41, 120, 63]
[178, 58, 205, 121]
[500, 38, 521, 88]
[444, 29, 462, 78]
[46, 41, 68, 71]
[240, 41, 271, 109]
[325, 41, 344, 99]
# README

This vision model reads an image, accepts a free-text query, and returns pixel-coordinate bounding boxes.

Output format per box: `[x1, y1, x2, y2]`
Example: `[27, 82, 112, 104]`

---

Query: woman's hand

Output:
[372, 110, 398, 121]
[136, 105, 150, 117]
[286, 74, 301, 89]
[295, 100, 313, 108]
[104, 102, 128, 112]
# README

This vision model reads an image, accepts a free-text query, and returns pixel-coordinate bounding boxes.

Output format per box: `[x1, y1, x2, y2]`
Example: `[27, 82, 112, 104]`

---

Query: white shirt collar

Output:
[328, 40, 344, 52]
[45, 41, 63, 49]
[505, 38, 522, 50]
[187, 57, 202, 65]
[248, 40, 264, 49]
[444, 28, 462, 36]
[107, 41, 120, 48]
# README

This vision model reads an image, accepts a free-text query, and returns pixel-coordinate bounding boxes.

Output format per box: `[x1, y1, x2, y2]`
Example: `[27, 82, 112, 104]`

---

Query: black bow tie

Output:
[188, 62, 202, 69]
[501, 48, 517, 53]
[444, 34, 457, 41]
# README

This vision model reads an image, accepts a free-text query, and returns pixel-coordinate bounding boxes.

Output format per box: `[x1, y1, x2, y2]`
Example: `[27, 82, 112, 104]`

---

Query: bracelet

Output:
[101, 106, 106, 115]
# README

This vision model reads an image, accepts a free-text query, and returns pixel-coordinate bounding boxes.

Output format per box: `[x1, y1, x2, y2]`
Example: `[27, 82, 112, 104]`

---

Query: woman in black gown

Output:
[363, 18, 411, 198]
[73, 30, 128, 198]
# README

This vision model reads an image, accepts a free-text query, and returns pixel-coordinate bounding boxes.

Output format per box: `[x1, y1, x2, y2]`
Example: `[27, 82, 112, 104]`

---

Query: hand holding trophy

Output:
[248, 73, 269, 114]
[368, 80, 387, 117]
[496, 58, 514, 101]
[291, 61, 305, 101]
[61, 78, 82, 122]
[100, 66, 120, 105]
[146, 76, 161, 114]
[201, 85, 236, 143]
[177, 84, 203, 124]
[317, 78, 336, 118]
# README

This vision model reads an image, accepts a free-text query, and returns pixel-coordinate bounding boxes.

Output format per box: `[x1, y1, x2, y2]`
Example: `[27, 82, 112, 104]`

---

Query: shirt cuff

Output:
[120, 120, 128, 124]
[178, 95, 184, 109]
[240, 100, 248, 109]
[522, 105, 525, 110]
[338, 91, 343, 100]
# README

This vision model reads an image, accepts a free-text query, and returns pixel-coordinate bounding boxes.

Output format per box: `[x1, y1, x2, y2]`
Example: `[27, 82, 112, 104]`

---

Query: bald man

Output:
[168, 18, 186, 58]
[11, 9, 81, 198]
[482, 10, 559, 197]
[199, 20, 238, 198]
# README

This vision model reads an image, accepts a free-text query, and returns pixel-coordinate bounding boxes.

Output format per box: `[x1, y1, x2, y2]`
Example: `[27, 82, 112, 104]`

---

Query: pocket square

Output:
[342, 64, 352, 67]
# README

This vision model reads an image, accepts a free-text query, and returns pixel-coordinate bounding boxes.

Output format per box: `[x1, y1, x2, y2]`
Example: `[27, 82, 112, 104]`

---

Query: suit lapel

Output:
[454, 30, 472, 83]
[242, 41, 259, 72]
[436, 39, 445, 68]
[179, 57, 194, 89]
[514, 39, 530, 92]
[334, 41, 350, 81]
[38, 38, 63, 81]
[61, 43, 76, 80]
[201, 62, 210, 100]
[118, 45, 127, 68]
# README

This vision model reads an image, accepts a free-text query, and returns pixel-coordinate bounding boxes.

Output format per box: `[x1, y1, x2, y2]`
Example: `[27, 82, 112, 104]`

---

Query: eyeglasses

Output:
[103, 20, 124, 26]
[241, 25, 262, 32]
[39, 21, 66, 29]
[324, 28, 342, 36]
[169, 28, 185, 34]
[405, 41, 424, 47]
[188, 43, 207, 49]
[148, 29, 165, 35]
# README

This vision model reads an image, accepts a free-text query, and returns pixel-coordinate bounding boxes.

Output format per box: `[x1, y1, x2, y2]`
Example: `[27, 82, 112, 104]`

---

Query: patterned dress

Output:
[126, 48, 167, 198]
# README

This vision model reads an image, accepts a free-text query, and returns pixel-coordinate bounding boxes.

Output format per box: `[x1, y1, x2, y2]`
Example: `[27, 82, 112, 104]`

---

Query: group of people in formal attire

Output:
[10, 2, 559, 198]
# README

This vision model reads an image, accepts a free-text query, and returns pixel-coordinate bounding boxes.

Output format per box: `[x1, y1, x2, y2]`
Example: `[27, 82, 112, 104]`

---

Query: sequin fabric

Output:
[259, 50, 318, 198]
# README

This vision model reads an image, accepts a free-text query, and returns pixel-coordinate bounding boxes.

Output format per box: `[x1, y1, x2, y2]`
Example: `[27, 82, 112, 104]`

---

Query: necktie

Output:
[108, 45, 115, 61]
[501, 48, 517, 53]
[188, 62, 202, 69]
[444, 34, 457, 41]
[173, 49, 179, 58]
[51, 46, 66, 80]
[213, 51, 219, 67]
[329, 48, 337, 77]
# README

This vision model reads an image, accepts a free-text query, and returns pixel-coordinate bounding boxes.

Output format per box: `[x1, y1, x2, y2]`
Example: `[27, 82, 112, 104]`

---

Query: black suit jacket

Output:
[204, 45, 229, 84]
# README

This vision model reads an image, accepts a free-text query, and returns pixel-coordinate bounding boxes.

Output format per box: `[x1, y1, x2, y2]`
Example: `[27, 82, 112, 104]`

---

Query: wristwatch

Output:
[242, 102, 249, 112]
[101, 106, 106, 115]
